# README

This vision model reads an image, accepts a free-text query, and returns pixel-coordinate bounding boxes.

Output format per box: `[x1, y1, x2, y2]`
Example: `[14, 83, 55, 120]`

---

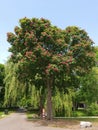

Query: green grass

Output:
[0, 110, 13, 119]
[56, 117, 98, 121]
[27, 110, 39, 120]
[72, 109, 87, 117]
[0, 111, 3, 116]
[0, 111, 5, 118]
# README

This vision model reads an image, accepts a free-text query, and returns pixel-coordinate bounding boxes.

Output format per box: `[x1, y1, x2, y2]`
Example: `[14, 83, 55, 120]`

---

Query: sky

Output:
[0, 0, 98, 64]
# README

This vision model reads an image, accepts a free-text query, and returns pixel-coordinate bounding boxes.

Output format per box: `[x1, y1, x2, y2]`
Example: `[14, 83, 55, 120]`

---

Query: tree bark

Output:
[46, 77, 52, 120]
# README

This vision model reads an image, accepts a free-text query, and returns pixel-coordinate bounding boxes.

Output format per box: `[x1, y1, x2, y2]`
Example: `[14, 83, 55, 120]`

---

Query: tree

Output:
[0, 64, 5, 107]
[4, 60, 45, 112]
[4, 61, 28, 107]
[4, 61, 21, 107]
[7, 17, 95, 119]
[95, 46, 98, 66]
[74, 46, 98, 108]
[75, 67, 98, 108]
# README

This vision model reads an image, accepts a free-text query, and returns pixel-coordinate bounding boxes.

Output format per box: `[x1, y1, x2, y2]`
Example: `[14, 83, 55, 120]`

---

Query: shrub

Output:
[87, 103, 98, 116]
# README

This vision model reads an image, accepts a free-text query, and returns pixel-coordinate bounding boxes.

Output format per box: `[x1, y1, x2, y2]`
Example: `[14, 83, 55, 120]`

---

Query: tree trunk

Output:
[39, 95, 43, 118]
[46, 77, 52, 120]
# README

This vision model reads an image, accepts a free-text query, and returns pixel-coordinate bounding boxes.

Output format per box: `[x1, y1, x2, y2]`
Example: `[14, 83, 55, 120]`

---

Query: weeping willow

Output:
[4, 62, 17, 106]
[4, 61, 46, 108]
[30, 85, 40, 108]
[52, 88, 75, 117]
[4, 62, 30, 107]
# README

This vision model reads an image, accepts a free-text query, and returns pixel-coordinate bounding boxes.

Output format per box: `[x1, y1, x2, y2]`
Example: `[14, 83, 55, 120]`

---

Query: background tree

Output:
[0, 64, 5, 107]
[7, 18, 95, 119]
[75, 67, 98, 107]
[4, 61, 22, 107]
[4, 61, 31, 107]
[74, 46, 98, 109]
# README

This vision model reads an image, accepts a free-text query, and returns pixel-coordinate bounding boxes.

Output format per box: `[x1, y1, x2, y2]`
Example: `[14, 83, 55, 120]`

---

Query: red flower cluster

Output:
[53, 67, 59, 72]
[61, 61, 68, 65]
[45, 64, 59, 75]
[25, 51, 32, 58]
[57, 54, 62, 57]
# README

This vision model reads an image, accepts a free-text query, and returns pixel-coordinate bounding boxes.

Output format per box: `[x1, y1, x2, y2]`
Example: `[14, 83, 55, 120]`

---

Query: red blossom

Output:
[53, 67, 59, 72]
[58, 54, 62, 57]
[47, 64, 51, 69]
[25, 51, 32, 58]
[60, 61, 69, 67]
[24, 42, 27, 46]
[61, 61, 67, 65]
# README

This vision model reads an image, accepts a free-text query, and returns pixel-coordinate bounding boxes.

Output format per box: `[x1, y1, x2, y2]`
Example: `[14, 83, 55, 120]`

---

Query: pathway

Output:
[0, 113, 70, 130]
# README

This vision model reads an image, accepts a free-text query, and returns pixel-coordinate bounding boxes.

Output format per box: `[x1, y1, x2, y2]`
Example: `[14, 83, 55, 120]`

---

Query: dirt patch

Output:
[32, 119, 98, 130]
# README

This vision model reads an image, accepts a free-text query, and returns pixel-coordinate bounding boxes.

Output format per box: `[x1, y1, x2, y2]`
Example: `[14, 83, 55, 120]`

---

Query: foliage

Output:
[4, 61, 44, 109]
[75, 67, 98, 106]
[0, 64, 4, 85]
[7, 18, 95, 81]
[87, 103, 98, 116]
[4, 61, 30, 107]
[0, 64, 5, 107]
[95, 46, 98, 66]
[30, 86, 39, 108]
[72, 109, 87, 117]
[53, 88, 74, 117]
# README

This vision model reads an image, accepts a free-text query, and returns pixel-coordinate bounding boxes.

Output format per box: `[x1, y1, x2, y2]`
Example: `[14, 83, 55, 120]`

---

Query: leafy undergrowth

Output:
[72, 109, 87, 117]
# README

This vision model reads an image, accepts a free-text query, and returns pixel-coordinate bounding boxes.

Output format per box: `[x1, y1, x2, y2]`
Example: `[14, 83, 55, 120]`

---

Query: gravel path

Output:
[0, 113, 70, 130]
